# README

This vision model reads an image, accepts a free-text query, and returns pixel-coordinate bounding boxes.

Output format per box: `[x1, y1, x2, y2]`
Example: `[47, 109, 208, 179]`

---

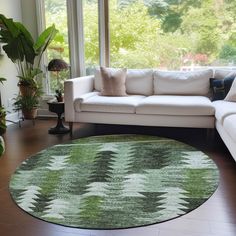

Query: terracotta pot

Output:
[18, 84, 36, 96]
[22, 108, 37, 120]
[57, 96, 64, 102]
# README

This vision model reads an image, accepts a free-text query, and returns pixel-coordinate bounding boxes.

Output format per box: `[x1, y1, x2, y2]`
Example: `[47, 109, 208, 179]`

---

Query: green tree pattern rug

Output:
[9, 135, 219, 229]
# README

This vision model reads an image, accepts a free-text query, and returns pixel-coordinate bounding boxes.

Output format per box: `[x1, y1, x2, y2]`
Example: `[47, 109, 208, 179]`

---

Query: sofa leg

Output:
[69, 122, 73, 138]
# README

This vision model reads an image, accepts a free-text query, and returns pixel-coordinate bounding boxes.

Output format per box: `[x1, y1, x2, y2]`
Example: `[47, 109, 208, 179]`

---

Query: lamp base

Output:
[48, 125, 70, 134]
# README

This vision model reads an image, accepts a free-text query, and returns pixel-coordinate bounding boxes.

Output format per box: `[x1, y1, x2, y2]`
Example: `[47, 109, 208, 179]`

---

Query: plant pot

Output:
[18, 84, 36, 96]
[22, 108, 37, 120]
[57, 96, 64, 102]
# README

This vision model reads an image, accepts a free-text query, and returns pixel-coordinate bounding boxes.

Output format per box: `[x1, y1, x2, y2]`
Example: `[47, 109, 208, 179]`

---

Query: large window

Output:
[45, 0, 70, 94]
[39, 0, 236, 94]
[109, 0, 236, 70]
[109, 0, 160, 68]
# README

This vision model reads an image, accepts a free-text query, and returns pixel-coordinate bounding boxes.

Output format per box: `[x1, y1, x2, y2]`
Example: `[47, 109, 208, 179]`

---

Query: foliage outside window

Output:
[45, 0, 70, 94]
[43, 0, 236, 90]
[109, 0, 236, 69]
[83, 0, 99, 75]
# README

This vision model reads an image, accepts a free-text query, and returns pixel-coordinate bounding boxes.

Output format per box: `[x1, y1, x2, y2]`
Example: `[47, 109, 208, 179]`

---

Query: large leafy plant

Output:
[0, 14, 58, 87]
[0, 78, 6, 134]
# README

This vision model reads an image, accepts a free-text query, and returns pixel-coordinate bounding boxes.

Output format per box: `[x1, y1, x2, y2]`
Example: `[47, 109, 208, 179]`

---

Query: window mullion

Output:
[99, 0, 109, 67]
[67, 0, 85, 77]
[35, 0, 48, 93]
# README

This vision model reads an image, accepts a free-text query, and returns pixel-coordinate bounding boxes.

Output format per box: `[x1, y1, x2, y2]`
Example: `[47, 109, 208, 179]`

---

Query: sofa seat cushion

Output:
[136, 95, 215, 116]
[213, 100, 236, 123]
[76, 94, 145, 114]
[223, 114, 236, 143]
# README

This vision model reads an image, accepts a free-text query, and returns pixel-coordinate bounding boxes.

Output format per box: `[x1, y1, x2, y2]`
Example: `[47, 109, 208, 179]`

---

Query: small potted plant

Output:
[14, 95, 40, 119]
[55, 89, 63, 102]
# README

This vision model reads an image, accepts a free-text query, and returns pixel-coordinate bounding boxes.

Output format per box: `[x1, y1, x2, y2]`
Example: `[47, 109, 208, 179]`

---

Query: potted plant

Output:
[0, 106, 6, 135]
[0, 14, 58, 96]
[55, 89, 64, 102]
[14, 94, 40, 119]
[0, 78, 6, 134]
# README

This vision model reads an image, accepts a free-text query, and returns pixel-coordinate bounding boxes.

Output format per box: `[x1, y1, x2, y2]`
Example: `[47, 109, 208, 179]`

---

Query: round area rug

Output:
[9, 134, 219, 229]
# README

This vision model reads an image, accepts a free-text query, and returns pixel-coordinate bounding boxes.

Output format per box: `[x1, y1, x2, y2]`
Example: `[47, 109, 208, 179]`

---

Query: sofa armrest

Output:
[64, 75, 94, 122]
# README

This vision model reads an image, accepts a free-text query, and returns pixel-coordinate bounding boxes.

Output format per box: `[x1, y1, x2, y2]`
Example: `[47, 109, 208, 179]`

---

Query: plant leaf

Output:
[34, 24, 58, 55]
[0, 15, 36, 64]
[0, 78, 6, 84]
[0, 14, 20, 38]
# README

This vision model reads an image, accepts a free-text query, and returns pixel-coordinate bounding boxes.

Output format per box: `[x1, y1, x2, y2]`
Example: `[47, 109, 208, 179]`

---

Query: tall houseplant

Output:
[0, 78, 5, 155]
[0, 78, 6, 134]
[0, 14, 58, 119]
[0, 14, 58, 90]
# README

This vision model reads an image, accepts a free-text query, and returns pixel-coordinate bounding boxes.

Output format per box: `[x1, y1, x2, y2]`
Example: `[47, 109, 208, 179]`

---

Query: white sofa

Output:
[64, 68, 236, 161]
[213, 101, 236, 159]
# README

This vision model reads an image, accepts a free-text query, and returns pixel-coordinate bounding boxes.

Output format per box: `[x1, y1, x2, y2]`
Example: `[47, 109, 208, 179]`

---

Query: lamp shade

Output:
[48, 59, 68, 72]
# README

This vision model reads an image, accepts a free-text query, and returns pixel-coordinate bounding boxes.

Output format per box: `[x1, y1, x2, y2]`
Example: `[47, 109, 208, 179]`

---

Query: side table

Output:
[47, 101, 70, 134]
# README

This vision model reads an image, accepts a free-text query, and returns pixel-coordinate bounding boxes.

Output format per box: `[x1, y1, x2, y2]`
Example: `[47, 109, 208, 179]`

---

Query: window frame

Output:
[36, 0, 110, 95]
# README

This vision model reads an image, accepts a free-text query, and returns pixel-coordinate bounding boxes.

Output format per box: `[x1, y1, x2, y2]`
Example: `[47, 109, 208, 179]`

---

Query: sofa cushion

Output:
[210, 70, 236, 101]
[95, 68, 153, 95]
[214, 69, 236, 80]
[210, 76, 235, 101]
[136, 95, 215, 116]
[210, 78, 225, 101]
[213, 100, 236, 123]
[153, 69, 213, 96]
[125, 69, 153, 95]
[223, 114, 236, 143]
[76, 94, 145, 114]
[100, 67, 127, 96]
[225, 78, 236, 102]
[73, 92, 99, 112]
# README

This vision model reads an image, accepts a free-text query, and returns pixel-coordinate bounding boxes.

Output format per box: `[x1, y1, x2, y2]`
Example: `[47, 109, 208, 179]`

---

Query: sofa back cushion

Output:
[210, 71, 236, 101]
[153, 69, 213, 96]
[224, 78, 236, 102]
[126, 69, 153, 95]
[95, 68, 153, 96]
[214, 69, 236, 80]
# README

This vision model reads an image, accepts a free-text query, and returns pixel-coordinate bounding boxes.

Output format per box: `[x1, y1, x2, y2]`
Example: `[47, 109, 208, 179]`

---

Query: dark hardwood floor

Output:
[0, 119, 236, 236]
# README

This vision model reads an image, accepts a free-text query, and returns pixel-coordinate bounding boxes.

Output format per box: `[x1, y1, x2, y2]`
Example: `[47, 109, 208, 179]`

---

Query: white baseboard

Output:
[5, 109, 57, 127]
[6, 112, 20, 126]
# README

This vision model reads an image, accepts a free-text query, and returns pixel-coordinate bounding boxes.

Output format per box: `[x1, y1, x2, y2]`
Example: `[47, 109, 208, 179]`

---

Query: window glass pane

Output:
[45, 0, 70, 94]
[83, 0, 99, 75]
[109, 0, 236, 70]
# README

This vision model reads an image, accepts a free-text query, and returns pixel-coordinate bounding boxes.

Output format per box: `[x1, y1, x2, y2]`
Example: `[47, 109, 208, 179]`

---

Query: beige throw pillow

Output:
[100, 67, 127, 96]
[224, 78, 236, 102]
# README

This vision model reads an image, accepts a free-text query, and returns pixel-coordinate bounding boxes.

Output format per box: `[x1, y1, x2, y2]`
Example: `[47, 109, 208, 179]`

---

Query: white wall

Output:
[0, 0, 22, 114]
[21, 0, 38, 40]
[0, 0, 39, 120]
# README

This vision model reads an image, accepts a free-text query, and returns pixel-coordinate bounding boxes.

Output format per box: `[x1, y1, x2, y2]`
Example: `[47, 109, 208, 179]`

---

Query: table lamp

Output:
[48, 59, 68, 102]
